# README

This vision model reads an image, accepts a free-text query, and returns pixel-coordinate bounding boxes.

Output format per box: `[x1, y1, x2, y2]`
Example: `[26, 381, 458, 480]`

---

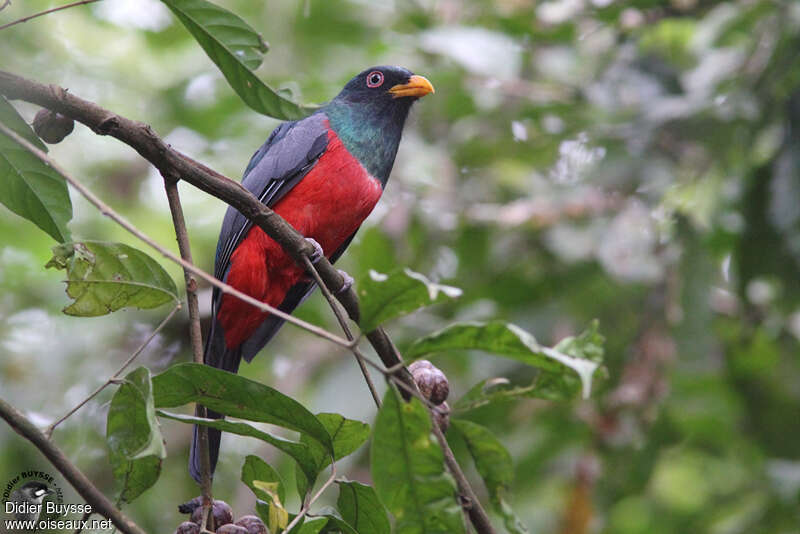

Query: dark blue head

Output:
[324, 66, 434, 183]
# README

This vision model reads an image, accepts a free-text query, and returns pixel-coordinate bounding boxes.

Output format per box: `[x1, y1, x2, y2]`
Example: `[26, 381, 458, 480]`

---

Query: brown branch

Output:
[431, 418, 496, 534]
[0, 70, 492, 534]
[163, 180, 213, 527]
[0, 396, 147, 534]
[0, 0, 100, 31]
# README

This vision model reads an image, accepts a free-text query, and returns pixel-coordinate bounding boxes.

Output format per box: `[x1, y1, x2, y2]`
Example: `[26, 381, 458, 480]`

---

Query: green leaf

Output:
[162, 0, 267, 70]
[319, 516, 358, 534]
[370, 388, 465, 534]
[255, 500, 271, 528]
[451, 419, 528, 534]
[106, 367, 165, 504]
[337, 480, 391, 534]
[254, 482, 288, 533]
[357, 268, 462, 332]
[293, 517, 328, 534]
[0, 99, 72, 242]
[296, 413, 370, 497]
[152, 363, 333, 454]
[158, 410, 317, 483]
[45, 241, 178, 316]
[406, 320, 604, 398]
[553, 319, 605, 364]
[454, 377, 555, 412]
[241, 455, 285, 504]
[160, 0, 315, 120]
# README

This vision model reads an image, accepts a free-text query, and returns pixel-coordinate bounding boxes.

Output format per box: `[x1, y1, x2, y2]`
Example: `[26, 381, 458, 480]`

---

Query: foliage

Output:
[46, 241, 178, 316]
[1, 0, 799, 533]
[161, 0, 314, 120]
[356, 267, 462, 332]
[152, 363, 333, 453]
[106, 367, 165, 503]
[0, 96, 71, 242]
[336, 480, 391, 534]
[371, 388, 465, 534]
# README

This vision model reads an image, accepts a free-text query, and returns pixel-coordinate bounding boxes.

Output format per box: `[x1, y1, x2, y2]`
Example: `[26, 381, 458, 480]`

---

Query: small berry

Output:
[235, 515, 268, 534]
[190, 500, 234, 530]
[409, 360, 449, 405]
[174, 521, 199, 534]
[408, 360, 433, 372]
[32, 109, 74, 144]
[216, 525, 248, 534]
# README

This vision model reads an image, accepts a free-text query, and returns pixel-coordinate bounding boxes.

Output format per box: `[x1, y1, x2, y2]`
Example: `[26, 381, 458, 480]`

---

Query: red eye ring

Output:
[366, 71, 384, 88]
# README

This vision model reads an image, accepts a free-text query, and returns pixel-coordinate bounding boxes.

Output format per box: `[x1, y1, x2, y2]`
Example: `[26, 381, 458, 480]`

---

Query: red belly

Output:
[217, 127, 383, 348]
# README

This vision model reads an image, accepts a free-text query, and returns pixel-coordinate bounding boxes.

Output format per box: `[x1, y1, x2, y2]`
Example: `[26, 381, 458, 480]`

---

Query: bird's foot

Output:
[304, 237, 324, 264]
[336, 269, 354, 294]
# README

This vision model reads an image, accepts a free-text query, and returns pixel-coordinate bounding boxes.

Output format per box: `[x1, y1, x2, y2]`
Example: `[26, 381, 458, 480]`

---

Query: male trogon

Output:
[189, 66, 434, 482]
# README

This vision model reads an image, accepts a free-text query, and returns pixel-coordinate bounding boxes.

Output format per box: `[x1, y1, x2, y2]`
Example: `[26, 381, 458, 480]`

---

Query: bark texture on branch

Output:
[0, 397, 147, 534]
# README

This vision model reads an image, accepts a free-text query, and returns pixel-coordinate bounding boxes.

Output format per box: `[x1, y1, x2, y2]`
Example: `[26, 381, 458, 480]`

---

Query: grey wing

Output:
[213, 112, 329, 281]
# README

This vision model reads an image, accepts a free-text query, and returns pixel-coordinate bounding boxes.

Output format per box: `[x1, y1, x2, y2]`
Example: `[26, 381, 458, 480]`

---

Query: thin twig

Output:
[45, 304, 181, 438]
[301, 256, 381, 408]
[351, 352, 496, 533]
[0, 1, 11, 13]
[0, 0, 100, 31]
[0, 397, 147, 534]
[283, 461, 337, 532]
[431, 416, 496, 534]
[0, 122, 353, 351]
[164, 179, 214, 527]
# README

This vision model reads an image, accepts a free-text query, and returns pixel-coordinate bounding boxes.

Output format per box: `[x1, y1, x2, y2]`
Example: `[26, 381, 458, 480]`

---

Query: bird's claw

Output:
[304, 237, 324, 264]
[337, 269, 354, 294]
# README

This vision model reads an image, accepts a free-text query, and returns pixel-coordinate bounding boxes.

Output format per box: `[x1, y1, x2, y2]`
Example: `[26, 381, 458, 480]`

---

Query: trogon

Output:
[189, 66, 434, 482]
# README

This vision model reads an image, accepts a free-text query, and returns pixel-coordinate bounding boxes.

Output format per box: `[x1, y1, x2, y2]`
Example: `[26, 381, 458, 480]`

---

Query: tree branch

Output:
[0, 396, 147, 534]
[0, 0, 101, 31]
[163, 180, 213, 527]
[431, 418, 496, 534]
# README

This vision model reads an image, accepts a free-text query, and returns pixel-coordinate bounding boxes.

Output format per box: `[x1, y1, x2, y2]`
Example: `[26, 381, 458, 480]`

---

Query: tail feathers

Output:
[189, 322, 241, 484]
[189, 406, 224, 484]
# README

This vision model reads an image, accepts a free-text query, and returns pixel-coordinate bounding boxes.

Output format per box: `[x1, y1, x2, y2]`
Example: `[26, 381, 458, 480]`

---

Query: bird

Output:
[9, 481, 53, 523]
[189, 66, 434, 482]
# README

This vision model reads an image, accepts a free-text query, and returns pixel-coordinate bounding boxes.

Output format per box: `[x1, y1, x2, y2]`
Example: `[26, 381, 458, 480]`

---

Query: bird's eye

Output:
[366, 71, 384, 88]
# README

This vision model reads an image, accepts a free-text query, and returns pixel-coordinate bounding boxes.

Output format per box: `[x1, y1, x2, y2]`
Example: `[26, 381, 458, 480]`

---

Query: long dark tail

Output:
[189, 320, 241, 484]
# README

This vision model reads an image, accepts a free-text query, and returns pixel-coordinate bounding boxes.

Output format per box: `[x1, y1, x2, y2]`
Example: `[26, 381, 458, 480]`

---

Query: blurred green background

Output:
[2, 0, 800, 532]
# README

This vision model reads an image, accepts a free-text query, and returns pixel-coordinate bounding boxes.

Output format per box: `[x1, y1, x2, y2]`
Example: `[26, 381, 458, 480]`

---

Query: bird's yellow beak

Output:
[389, 75, 435, 99]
